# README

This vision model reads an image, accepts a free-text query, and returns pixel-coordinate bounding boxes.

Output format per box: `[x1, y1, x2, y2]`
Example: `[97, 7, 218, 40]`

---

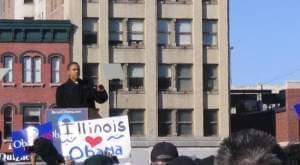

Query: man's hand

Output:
[96, 84, 105, 92]
[30, 153, 37, 165]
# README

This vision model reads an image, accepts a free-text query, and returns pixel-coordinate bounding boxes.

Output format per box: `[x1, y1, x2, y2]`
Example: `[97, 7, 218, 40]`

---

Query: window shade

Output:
[159, 65, 171, 77]
[128, 65, 144, 78]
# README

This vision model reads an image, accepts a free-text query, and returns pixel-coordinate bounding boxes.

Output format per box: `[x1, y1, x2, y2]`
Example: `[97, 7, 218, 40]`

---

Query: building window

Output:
[23, 56, 42, 83]
[51, 57, 60, 83]
[128, 64, 144, 91]
[177, 110, 193, 136]
[158, 0, 192, 3]
[204, 64, 218, 92]
[158, 110, 172, 136]
[24, 0, 33, 4]
[23, 105, 42, 128]
[128, 109, 144, 136]
[158, 64, 172, 91]
[83, 63, 98, 86]
[3, 106, 13, 139]
[87, 0, 99, 3]
[3, 56, 13, 83]
[158, 109, 193, 136]
[202, 0, 217, 4]
[110, 19, 123, 45]
[176, 64, 192, 92]
[83, 18, 98, 46]
[176, 20, 192, 46]
[203, 20, 218, 47]
[110, 109, 145, 136]
[128, 19, 144, 45]
[204, 109, 218, 136]
[158, 19, 171, 46]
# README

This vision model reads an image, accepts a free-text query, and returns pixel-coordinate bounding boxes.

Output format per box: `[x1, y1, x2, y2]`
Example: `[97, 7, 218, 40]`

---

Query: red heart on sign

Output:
[85, 136, 102, 148]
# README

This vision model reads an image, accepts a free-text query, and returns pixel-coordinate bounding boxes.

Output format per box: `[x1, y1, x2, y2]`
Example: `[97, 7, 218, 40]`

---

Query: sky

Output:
[230, 0, 300, 86]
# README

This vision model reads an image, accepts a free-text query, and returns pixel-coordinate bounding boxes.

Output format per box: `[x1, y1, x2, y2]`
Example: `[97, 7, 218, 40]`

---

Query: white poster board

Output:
[103, 64, 124, 80]
[58, 116, 131, 163]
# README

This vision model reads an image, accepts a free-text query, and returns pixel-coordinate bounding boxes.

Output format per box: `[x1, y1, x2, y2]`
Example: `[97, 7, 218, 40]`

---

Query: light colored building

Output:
[0, 0, 46, 19]
[1, 0, 230, 164]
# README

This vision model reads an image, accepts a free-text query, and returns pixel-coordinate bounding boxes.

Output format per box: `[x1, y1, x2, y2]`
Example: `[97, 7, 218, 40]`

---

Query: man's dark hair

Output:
[67, 62, 80, 70]
[216, 129, 287, 165]
[284, 143, 300, 160]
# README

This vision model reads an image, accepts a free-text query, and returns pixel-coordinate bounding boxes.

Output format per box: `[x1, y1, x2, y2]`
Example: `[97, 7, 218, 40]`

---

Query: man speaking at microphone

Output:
[56, 62, 108, 118]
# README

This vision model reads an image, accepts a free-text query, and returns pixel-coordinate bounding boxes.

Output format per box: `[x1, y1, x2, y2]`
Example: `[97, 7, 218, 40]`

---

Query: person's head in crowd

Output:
[167, 156, 197, 165]
[67, 62, 80, 81]
[151, 142, 179, 165]
[32, 137, 65, 165]
[216, 129, 287, 165]
[84, 155, 114, 165]
[194, 155, 215, 165]
[284, 143, 300, 160]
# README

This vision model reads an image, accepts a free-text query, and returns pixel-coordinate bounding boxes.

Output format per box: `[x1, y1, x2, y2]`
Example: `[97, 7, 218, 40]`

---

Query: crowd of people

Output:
[26, 129, 300, 165]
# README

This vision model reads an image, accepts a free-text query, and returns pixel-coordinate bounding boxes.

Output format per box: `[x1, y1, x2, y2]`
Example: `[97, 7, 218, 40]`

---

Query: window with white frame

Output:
[3, 106, 13, 139]
[203, 20, 218, 47]
[110, 19, 123, 45]
[204, 109, 218, 136]
[23, 105, 42, 128]
[158, 64, 172, 91]
[23, 56, 42, 83]
[83, 18, 98, 46]
[51, 57, 60, 83]
[176, 20, 192, 46]
[128, 64, 144, 91]
[204, 64, 218, 92]
[158, 109, 193, 136]
[3, 56, 13, 83]
[158, 19, 172, 46]
[128, 19, 144, 45]
[176, 64, 193, 92]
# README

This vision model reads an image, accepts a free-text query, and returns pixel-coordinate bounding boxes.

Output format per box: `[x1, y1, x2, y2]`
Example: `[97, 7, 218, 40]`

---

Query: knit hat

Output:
[151, 142, 179, 162]
[167, 156, 197, 165]
[84, 155, 114, 165]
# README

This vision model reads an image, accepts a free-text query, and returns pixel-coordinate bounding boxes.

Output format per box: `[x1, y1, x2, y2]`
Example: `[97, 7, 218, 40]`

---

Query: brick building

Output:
[276, 81, 300, 145]
[0, 20, 72, 157]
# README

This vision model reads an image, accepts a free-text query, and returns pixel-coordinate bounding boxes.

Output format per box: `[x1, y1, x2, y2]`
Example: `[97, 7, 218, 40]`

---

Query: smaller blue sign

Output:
[294, 104, 300, 119]
[12, 122, 53, 158]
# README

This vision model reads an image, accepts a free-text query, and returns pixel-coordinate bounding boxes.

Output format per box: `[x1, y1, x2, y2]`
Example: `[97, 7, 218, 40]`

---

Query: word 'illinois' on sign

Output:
[58, 116, 131, 163]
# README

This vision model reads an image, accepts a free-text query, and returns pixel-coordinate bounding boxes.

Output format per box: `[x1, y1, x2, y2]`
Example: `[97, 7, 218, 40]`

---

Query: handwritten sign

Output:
[46, 108, 88, 154]
[58, 116, 131, 163]
[12, 122, 53, 157]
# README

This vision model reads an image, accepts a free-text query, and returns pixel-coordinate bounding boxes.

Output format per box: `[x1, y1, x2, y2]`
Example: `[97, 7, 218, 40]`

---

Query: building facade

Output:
[1, 0, 230, 164]
[0, 20, 73, 162]
[0, 0, 46, 20]
[276, 81, 300, 145]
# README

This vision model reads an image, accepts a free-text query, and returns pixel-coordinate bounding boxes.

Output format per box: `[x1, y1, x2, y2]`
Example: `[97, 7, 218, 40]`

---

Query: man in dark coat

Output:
[56, 62, 108, 112]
